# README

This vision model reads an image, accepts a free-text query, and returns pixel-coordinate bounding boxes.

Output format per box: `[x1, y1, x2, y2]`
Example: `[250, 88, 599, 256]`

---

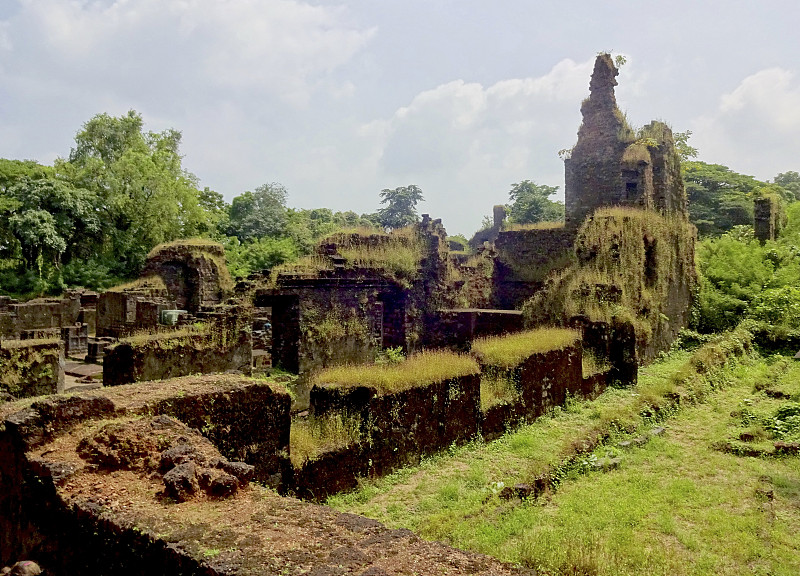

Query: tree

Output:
[8, 210, 66, 270]
[682, 161, 765, 237]
[674, 130, 698, 162]
[198, 187, 230, 237]
[773, 171, 800, 201]
[507, 180, 564, 224]
[6, 177, 100, 266]
[226, 183, 289, 242]
[378, 185, 424, 230]
[58, 110, 207, 274]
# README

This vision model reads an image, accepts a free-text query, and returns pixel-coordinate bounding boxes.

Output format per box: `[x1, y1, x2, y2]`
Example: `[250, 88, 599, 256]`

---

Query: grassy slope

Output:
[328, 354, 800, 575]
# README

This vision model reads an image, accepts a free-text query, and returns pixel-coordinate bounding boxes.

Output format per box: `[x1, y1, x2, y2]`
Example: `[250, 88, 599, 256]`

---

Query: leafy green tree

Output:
[58, 110, 207, 274]
[7, 177, 100, 267]
[378, 185, 424, 230]
[682, 161, 764, 236]
[694, 207, 800, 332]
[8, 210, 66, 270]
[507, 180, 564, 224]
[0, 159, 53, 193]
[748, 286, 800, 327]
[226, 183, 288, 242]
[773, 171, 800, 201]
[198, 187, 230, 237]
[673, 130, 698, 162]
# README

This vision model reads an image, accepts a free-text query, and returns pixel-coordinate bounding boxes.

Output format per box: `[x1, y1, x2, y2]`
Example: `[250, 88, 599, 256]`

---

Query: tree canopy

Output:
[507, 180, 564, 224]
[226, 183, 289, 242]
[378, 185, 424, 230]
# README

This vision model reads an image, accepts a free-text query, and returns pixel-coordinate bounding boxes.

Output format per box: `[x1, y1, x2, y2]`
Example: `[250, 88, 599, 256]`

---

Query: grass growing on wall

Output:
[290, 413, 362, 466]
[272, 227, 425, 286]
[0, 338, 60, 397]
[503, 221, 565, 232]
[301, 303, 373, 367]
[471, 328, 580, 369]
[118, 325, 209, 349]
[108, 274, 168, 293]
[480, 370, 519, 411]
[330, 226, 425, 283]
[146, 238, 235, 293]
[523, 207, 696, 351]
[312, 350, 479, 395]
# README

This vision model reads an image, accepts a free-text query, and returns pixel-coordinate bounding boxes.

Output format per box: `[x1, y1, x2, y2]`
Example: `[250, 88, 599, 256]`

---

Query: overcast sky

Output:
[1, 0, 799, 235]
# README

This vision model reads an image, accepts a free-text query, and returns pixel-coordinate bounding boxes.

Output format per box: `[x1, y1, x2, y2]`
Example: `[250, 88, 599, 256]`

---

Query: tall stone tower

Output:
[564, 54, 688, 228]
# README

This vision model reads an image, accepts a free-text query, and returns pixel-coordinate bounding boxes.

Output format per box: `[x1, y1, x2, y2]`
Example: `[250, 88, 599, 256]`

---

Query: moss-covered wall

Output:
[0, 339, 64, 398]
[103, 315, 252, 386]
[754, 195, 786, 243]
[141, 239, 234, 313]
[524, 207, 696, 362]
[491, 226, 576, 309]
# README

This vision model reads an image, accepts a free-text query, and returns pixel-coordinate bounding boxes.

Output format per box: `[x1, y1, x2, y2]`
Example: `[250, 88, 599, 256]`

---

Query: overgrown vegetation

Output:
[694, 201, 800, 333]
[524, 206, 696, 353]
[300, 303, 373, 368]
[268, 226, 425, 287]
[480, 370, 519, 411]
[502, 221, 564, 232]
[312, 350, 479, 395]
[290, 413, 362, 466]
[0, 338, 61, 398]
[471, 328, 580, 369]
[328, 324, 783, 576]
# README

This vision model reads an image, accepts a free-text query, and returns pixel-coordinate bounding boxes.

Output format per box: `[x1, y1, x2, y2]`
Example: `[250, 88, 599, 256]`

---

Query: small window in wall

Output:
[625, 181, 638, 199]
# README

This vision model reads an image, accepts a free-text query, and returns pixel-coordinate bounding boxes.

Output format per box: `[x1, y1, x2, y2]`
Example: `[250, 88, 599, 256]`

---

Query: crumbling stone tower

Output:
[565, 54, 687, 228]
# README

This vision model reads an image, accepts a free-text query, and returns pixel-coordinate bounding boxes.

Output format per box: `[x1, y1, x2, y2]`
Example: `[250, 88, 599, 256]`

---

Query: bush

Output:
[747, 286, 800, 328]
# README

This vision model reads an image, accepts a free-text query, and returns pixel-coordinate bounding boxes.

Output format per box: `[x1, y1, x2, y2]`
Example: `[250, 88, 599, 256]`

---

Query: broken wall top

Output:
[139, 239, 233, 312]
[572, 53, 626, 159]
[565, 54, 688, 226]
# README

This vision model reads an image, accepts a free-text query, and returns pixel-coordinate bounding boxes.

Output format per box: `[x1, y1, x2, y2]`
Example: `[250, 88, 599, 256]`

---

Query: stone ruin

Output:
[565, 54, 686, 227]
[754, 195, 786, 243]
[0, 54, 699, 575]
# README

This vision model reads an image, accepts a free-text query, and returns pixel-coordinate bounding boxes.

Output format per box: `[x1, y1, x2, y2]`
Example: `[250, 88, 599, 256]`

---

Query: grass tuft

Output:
[471, 327, 580, 369]
[480, 370, 519, 411]
[290, 413, 361, 466]
[312, 350, 479, 394]
[504, 221, 565, 232]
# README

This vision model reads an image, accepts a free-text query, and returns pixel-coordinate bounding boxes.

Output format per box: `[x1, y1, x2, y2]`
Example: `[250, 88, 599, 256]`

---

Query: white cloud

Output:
[3, 0, 374, 106]
[361, 58, 593, 233]
[694, 67, 800, 180]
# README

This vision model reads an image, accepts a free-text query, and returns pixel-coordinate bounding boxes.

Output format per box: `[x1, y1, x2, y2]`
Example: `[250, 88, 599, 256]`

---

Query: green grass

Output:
[118, 325, 209, 347]
[582, 351, 611, 377]
[480, 370, 519, 411]
[471, 328, 581, 369]
[0, 337, 61, 349]
[523, 206, 696, 356]
[328, 329, 798, 575]
[289, 413, 361, 467]
[108, 274, 167, 293]
[146, 237, 226, 258]
[274, 226, 425, 284]
[311, 350, 479, 395]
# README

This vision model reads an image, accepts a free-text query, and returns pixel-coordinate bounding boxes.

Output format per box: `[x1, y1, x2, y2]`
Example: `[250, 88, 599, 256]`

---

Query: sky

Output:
[1, 0, 800, 236]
